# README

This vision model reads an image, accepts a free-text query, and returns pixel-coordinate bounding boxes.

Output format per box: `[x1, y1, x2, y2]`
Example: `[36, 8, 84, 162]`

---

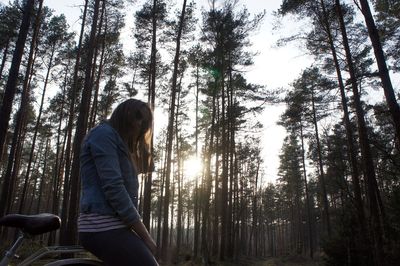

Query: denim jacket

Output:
[79, 121, 141, 227]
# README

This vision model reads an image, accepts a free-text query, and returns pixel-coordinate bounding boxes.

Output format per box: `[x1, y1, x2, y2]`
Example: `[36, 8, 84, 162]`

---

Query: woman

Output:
[78, 99, 158, 266]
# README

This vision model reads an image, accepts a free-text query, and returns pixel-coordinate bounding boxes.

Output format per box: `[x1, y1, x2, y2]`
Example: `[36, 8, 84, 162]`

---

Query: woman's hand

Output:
[131, 220, 158, 256]
[144, 237, 157, 256]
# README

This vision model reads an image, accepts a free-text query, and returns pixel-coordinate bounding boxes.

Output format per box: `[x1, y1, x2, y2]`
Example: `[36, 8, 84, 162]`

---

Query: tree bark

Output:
[300, 124, 314, 258]
[36, 139, 50, 214]
[0, 39, 10, 82]
[212, 98, 220, 257]
[142, 0, 158, 231]
[59, 0, 89, 245]
[63, 0, 101, 245]
[336, 1, 385, 264]
[51, 56, 71, 218]
[0, 0, 41, 217]
[175, 77, 184, 253]
[193, 62, 200, 257]
[316, 1, 374, 262]
[19, 32, 54, 214]
[310, 86, 331, 236]
[0, 0, 35, 161]
[219, 60, 228, 261]
[161, 0, 187, 257]
[358, 0, 400, 150]
[88, 0, 106, 128]
[201, 91, 217, 263]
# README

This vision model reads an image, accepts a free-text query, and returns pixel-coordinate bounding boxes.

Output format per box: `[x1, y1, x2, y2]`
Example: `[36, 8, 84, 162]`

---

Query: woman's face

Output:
[131, 107, 151, 142]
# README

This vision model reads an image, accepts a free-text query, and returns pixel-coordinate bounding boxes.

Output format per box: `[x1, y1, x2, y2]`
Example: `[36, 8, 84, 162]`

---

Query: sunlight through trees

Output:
[0, 0, 399, 265]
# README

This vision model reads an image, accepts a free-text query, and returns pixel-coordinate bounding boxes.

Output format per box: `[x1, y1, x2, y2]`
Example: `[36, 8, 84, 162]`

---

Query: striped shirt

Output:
[78, 213, 127, 232]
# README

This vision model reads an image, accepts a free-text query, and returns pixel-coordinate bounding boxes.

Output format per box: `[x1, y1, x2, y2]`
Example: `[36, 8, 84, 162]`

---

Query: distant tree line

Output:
[0, 0, 268, 264]
[273, 0, 400, 265]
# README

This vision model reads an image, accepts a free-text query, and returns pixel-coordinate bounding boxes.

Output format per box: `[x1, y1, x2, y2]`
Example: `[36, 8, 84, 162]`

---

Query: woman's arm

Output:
[131, 220, 157, 255]
[90, 126, 141, 225]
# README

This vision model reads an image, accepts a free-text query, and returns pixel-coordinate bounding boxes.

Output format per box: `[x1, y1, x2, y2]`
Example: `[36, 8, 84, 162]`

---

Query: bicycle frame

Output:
[18, 245, 101, 266]
[0, 232, 25, 266]
[0, 230, 102, 266]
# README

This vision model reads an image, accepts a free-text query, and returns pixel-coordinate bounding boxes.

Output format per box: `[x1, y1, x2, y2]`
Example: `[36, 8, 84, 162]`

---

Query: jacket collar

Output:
[101, 120, 132, 158]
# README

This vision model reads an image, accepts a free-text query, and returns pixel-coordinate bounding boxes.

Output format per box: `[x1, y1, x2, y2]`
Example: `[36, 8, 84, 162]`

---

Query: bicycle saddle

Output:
[0, 213, 61, 235]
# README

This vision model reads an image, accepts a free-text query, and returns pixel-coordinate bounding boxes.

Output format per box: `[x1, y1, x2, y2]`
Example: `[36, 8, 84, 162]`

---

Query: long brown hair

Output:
[108, 99, 153, 173]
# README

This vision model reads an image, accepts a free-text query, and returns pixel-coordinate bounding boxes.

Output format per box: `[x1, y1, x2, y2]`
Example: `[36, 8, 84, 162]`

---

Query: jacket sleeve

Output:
[89, 127, 141, 226]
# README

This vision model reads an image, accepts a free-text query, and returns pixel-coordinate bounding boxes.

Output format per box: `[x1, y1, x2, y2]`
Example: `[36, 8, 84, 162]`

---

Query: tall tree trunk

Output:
[0, 39, 10, 82]
[336, 1, 385, 264]
[201, 91, 217, 263]
[318, 0, 372, 261]
[239, 177, 246, 256]
[36, 139, 50, 214]
[89, 0, 106, 128]
[0, 0, 42, 217]
[310, 86, 331, 236]
[156, 148, 166, 248]
[51, 58, 71, 217]
[5, 129, 25, 215]
[63, 0, 101, 245]
[0, 0, 35, 161]
[227, 60, 235, 258]
[28, 143, 44, 214]
[193, 63, 200, 257]
[300, 124, 314, 258]
[161, 0, 187, 257]
[212, 99, 220, 257]
[19, 41, 55, 213]
[169, 169, 175, 248]
[48, 64, 69, 245]
[59, 0, 88, 245]
[249, 159, 260, 256]
[358, 0, 400, 150]
[235, 169, 241, 256]
[175, 78, 183, 253]
[142, 0, 158, 231]
[219, 63, 228, 261]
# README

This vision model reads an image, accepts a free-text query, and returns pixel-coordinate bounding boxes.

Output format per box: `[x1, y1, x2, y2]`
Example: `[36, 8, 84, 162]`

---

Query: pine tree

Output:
[0, 0, 35, 168]
[0, 0, 38, 217]
[63, 0, 102, 245]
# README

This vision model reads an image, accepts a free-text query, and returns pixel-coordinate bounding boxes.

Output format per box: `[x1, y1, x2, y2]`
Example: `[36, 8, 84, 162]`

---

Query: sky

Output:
[0, 0, 313, 183]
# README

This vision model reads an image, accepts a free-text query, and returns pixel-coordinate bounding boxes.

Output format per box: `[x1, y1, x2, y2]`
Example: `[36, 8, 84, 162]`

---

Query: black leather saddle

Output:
[0, 213, 61, 235]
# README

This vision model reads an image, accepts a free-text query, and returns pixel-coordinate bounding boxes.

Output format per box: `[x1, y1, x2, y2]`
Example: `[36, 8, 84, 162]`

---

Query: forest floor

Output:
[173, 255, 321, 266]
[253, 257, 320, 266]
[1, 240, 322, 266]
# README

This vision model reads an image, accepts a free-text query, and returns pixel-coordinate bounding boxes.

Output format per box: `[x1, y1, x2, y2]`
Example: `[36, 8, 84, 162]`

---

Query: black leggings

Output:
[79, 228, 158, 266]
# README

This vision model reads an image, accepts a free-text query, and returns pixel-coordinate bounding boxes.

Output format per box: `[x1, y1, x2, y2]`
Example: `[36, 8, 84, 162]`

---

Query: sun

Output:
[183, 156, 203, 180]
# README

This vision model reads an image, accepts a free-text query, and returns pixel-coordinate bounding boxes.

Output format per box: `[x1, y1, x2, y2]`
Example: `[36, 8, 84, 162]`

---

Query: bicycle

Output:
[0, 213, 103, 266]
